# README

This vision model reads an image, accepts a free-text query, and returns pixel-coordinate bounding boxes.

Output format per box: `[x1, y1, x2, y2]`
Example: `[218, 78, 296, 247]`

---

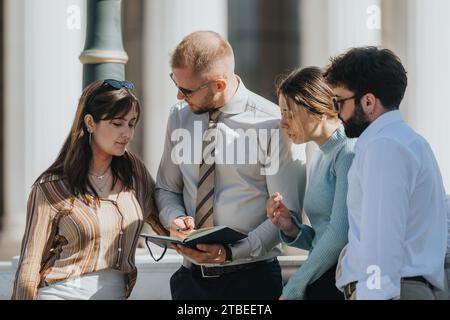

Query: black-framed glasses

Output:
[169, 73, 215, 98]
[86, 79, 135, 108]
[332, 95, 356, 112]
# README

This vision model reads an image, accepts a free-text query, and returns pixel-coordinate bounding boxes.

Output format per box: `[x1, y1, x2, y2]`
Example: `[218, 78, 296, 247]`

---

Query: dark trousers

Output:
[170, 260, 283, 300]
[304, 264, 344, 300]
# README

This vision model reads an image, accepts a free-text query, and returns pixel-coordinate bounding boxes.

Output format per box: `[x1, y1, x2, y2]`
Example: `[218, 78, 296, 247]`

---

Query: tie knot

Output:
[209, 110, 221, 123]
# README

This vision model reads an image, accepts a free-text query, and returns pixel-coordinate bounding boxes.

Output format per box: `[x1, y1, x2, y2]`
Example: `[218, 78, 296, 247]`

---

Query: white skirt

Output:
[37, 269, 126, 300]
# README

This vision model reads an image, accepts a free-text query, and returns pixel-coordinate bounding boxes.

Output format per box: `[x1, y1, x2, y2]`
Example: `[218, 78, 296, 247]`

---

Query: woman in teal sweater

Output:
[267, 67, 355, 299]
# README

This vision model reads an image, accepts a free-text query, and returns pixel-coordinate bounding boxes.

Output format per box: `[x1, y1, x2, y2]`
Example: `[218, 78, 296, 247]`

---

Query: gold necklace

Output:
[89, 166, 111, 180]
[90, 172, 111, 192]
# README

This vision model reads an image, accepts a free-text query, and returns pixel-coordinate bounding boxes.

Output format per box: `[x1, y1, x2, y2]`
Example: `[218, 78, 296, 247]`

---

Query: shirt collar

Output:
[218, 76, 249, 115]
[355, 110, 404, 150]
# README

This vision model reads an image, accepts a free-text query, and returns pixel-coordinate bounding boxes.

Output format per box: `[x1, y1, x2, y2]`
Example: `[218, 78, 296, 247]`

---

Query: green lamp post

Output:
[79, 0, 128, 88]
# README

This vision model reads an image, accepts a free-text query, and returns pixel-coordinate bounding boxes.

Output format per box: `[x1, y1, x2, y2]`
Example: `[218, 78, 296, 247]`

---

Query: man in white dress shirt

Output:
[324, 47, 448, 300]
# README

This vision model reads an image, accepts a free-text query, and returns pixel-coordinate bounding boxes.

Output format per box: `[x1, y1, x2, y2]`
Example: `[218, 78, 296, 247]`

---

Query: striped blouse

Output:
[12, 152, 166, 300]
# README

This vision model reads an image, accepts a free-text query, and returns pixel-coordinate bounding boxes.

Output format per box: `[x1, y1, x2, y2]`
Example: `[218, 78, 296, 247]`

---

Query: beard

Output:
[339, 101, 371, 138]
[190, 90, 217, 115]
[192, 106, 217, 115]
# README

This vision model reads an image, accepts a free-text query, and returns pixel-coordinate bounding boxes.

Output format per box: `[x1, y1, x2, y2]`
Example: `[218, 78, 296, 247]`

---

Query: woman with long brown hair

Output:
[12, 79, 166, 300]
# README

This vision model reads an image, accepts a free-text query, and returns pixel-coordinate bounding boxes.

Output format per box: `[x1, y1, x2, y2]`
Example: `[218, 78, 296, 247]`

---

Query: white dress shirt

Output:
[156, 79, 307, 265]
[336, 110, 448, 299]
[446, 195, 450, 259]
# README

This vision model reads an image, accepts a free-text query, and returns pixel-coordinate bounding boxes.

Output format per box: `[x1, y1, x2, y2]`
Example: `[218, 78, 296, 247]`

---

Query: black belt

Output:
[344, 276, 430, 299]
[186, 258, 277, 278]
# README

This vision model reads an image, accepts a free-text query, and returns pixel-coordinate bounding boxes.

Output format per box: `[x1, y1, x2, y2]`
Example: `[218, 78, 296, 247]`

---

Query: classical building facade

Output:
[1, 0, 449, 299]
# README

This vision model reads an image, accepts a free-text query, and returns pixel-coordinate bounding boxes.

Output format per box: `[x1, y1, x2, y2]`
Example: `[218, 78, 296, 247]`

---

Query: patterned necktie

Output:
[195, 110, 221, 229]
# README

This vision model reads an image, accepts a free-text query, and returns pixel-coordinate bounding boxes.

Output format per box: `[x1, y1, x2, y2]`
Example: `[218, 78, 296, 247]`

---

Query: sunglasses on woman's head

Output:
[86, 79, 136, 108]
[102, 79, 135, 91]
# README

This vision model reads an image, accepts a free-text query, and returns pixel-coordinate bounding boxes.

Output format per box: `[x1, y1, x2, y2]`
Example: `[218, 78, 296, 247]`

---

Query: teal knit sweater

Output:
[281, 126, 355, 299]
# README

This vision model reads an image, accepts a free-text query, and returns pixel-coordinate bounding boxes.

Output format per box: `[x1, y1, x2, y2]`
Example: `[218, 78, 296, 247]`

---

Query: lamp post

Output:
[79, 0, 128, 88]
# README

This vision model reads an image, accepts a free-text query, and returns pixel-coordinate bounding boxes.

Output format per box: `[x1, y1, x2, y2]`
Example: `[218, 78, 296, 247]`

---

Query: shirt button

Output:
[118, 248, 122, 252]
[119, 231, 123, 235]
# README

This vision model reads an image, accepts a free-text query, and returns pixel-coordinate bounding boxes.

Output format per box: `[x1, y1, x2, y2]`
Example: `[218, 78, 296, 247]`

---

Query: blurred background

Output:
[0, 0, 449, 265]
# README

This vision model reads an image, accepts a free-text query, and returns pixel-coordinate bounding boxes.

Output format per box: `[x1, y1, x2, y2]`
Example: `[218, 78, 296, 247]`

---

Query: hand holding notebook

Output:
[141, 225, 247, 249]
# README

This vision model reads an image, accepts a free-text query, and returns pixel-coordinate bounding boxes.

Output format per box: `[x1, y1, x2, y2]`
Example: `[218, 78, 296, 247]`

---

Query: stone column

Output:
[406, 0, 450, 191]
[383, 0, 450, 191]
[1, 0, 86, 260]
[301, 0, 382, 66]
[142, 0, 228, 176]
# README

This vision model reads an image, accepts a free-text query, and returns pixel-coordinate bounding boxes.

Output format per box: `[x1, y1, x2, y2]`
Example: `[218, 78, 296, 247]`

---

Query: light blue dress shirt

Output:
[336, 110, 448, 300]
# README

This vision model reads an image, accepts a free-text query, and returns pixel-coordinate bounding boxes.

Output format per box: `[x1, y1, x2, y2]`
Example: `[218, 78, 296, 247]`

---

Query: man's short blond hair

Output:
[171, 31, 234, 75]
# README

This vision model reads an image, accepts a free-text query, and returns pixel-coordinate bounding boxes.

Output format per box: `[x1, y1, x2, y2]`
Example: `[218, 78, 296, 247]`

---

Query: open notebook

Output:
[140, 226, 248, 262]
[141, 225, 247, 249]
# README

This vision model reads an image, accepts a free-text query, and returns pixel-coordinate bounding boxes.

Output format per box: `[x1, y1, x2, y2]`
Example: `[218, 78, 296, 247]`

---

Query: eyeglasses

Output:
[169, 73, 215, 98]
[332, 95, 356, 112]
[86, 79, 135, 108]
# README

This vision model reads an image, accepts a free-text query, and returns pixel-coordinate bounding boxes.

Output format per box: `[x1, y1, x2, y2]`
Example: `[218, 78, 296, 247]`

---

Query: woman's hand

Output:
[266, 192, 299, 238]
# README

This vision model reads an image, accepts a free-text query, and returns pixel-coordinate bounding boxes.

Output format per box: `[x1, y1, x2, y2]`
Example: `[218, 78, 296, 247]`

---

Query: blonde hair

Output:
[276, 67, 337, 119]
[171, 31, 234, 75]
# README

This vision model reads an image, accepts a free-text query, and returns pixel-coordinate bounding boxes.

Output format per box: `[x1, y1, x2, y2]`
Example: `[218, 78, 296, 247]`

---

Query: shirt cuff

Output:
[282, 281, 306, 300]
[159, 208, 186, 230]
[229, 238, 252, 261]
[279, 215, 303, 245]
